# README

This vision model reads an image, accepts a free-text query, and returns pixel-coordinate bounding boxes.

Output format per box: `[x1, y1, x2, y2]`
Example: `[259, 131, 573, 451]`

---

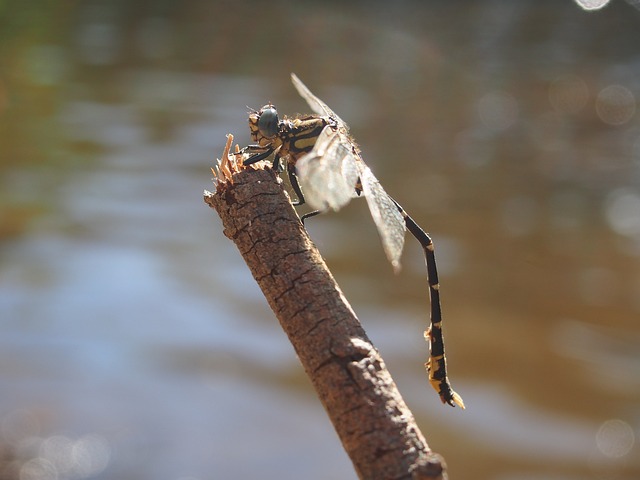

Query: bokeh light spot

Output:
[574, 0, 611, 10]
[20, 457, 57, 480]
[596, 419, 635, 458]
[40, 436, 75, 476]
[605, 188, 640, 237]
[595, 85, 636, 126]
[71, 434, 111, 477]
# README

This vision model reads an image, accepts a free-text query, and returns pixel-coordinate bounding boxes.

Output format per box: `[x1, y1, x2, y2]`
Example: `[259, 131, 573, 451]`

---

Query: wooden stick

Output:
[204, 136, 448, 480]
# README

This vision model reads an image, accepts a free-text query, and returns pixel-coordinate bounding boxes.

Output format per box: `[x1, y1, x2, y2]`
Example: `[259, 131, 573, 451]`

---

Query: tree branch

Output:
[204, 136, 448, 480]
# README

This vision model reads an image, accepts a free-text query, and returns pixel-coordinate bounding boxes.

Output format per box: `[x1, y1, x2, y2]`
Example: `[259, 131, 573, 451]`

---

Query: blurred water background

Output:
[1, 1, 639, 479]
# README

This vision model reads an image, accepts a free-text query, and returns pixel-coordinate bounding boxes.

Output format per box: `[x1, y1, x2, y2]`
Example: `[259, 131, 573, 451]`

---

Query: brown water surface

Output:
[1, 2, 639, 479]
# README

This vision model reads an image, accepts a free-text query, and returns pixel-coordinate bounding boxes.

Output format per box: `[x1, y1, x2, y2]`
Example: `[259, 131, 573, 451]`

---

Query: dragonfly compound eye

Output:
[258, 106, 279, 139]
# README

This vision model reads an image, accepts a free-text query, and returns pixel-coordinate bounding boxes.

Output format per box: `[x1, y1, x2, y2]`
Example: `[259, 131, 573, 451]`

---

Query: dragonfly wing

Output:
[295, 126, 359, 211]
[291, 73, 348, 129]
[360, 165, 406, 272]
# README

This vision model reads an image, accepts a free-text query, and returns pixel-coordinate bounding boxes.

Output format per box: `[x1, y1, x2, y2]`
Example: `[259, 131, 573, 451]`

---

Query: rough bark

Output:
[204, 160, 448, 480]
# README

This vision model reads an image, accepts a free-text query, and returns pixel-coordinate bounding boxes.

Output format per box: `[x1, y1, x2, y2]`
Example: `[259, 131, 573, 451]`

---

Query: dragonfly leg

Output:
[391, 198, 465, 409]
[288, 168, 306, 207]
[287, 169, 322, 224]
[241, 145, 274, 166]
[300, 209, 321, 225]
[272, 155, 284, 173]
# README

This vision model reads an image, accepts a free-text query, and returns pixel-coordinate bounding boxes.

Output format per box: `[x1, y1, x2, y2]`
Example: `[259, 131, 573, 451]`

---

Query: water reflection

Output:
[1, 1, 640, 479]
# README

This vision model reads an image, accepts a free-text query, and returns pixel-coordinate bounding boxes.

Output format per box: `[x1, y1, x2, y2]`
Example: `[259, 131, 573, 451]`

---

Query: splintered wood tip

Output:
[212, 134, 245, 185]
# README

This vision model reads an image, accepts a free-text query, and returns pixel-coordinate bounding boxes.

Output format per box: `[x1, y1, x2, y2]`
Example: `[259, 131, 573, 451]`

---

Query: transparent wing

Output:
[297, 125, 406, 271]
[295, 126, 360, 212]
[291, 73, 348, 130]
[291, 74, 405, 271]
[360, 166, 406, 272]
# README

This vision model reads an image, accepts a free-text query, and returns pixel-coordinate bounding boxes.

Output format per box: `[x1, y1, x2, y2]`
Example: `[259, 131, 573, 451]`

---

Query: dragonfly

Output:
[238, 73, 464, 409]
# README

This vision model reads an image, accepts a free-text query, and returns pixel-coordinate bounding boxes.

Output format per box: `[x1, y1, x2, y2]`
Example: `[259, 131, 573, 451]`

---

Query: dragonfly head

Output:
[248, 104, 280, 147]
